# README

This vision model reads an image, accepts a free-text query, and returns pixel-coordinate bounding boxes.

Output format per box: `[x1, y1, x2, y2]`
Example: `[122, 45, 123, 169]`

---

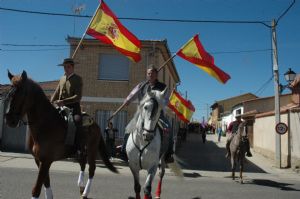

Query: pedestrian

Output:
[217, 126, 222, 142]
[105, 122, 118, 159]
[50, 58, 84, 151]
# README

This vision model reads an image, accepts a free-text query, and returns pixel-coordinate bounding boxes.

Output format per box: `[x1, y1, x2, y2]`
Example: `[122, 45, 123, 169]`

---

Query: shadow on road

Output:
[176, 133, 266, 173]
[248, 179, 300, 191]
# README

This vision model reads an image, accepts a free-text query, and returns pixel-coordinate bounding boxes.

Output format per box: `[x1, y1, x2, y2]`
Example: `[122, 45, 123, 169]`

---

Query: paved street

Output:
[1, 133, 300, 199]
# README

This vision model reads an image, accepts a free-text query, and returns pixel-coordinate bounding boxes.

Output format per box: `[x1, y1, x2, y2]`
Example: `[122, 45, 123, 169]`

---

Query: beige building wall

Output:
[244, 94, 292, 114]
[289, 110, 300, 169]
[254, 113, 290, 167]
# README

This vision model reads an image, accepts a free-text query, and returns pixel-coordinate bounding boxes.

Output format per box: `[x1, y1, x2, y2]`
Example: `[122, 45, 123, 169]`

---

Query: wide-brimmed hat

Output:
[57, 58, 77, 66]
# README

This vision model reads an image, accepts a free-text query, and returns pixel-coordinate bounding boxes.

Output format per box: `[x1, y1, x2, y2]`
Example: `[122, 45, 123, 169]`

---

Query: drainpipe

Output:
[287, 108, 291, 167]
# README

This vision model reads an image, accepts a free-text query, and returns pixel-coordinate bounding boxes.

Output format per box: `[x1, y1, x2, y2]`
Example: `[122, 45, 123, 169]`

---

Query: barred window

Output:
[98, 54, 129, 81]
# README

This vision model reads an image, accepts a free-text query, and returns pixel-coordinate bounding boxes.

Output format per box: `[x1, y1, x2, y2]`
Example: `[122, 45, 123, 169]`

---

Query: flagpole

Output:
[107, 52, 178, 122]
[71, 2, 102, 59]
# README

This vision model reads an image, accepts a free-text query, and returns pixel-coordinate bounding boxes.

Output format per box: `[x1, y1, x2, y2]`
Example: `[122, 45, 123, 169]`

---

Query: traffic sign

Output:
[275, 122, 288, 135]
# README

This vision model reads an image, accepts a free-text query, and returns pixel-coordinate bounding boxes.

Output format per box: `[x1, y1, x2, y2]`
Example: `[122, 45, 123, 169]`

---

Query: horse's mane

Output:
[25, 78, 51, 103]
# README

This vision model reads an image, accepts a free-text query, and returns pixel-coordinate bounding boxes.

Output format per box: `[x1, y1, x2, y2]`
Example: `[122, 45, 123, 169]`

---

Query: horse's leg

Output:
[155, 159, 165, 199]
[129, 166, 141, 199]
[31, 161, 52, 199]
[78, 151, 87, 195]
[144, 165, 158, 199]
[33, 158, 53, 199]
[240, 156, 244, 184]
[81, 150, 96, 199]
[231, 154, 235, 180]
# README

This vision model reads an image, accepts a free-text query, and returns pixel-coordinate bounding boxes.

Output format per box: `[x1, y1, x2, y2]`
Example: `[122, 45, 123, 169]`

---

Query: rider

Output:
[120, 65, 174, 163]
[50, 58, 84, 151]
[225, 114, 252, 158]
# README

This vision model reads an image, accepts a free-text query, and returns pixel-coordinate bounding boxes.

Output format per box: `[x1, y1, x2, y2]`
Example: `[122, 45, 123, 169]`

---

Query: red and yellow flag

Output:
[168, 90, 195, 123]
[177, 34, 230, 84]
[86, 1, 141, 62]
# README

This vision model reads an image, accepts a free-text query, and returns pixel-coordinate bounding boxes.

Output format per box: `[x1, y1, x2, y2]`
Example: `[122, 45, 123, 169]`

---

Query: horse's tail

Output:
[167, 155, 184, 179]
[96, 124, 119, 174]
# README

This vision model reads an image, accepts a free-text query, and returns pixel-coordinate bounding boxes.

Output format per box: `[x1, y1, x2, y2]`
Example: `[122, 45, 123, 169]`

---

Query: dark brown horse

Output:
[5, 71, 118, 199]
[229, 121, 247, 183]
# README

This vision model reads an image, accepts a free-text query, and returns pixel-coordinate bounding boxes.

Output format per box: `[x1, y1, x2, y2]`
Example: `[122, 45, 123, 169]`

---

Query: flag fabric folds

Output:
[168, 90, 195, 123]
[87, 1, 141, 62]
[177, 34, 230, 84]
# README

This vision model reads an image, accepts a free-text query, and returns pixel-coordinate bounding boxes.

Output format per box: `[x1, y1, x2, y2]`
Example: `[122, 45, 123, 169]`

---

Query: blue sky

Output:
[0, 0, 299, 121]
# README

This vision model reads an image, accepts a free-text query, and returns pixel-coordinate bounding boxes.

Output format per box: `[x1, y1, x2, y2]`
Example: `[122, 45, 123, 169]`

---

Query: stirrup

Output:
[165, 154, 174, 163]
[246, 152, 252, 157]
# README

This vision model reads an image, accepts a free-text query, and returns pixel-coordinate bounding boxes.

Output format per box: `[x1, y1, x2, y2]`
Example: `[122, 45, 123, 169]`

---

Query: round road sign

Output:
[275, 122, 288, 135]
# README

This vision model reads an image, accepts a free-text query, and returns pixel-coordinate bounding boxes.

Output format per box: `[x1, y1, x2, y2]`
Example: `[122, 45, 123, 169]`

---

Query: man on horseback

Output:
[120, 65, 174, 163]
[225, 114, 252, 158]
[51, 58, 84, 151]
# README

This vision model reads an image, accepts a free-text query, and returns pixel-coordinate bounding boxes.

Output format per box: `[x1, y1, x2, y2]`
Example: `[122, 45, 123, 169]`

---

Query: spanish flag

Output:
[168, 90, 195, 123]
[177, 34, 230, 84]
[87, 1, 141, 62]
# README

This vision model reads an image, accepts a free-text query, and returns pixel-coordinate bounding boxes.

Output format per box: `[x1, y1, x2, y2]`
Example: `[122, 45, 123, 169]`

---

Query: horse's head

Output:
[237, 121, 248, 137]
[5, 70, 31, 127]
[139, 86, 168, 141]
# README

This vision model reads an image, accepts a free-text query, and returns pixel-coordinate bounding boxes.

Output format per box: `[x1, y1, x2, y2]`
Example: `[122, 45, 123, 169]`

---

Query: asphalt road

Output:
[1, 133, 300, 199]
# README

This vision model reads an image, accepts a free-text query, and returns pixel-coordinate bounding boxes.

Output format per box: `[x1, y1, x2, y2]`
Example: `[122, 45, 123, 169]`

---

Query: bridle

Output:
[141, 97, 159, 134]
[5, 86, 32, 126]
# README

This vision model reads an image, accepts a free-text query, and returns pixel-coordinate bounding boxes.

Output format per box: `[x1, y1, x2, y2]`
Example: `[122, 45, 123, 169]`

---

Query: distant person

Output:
[105, 122, 118, 159]
[217, 127, 222, 142]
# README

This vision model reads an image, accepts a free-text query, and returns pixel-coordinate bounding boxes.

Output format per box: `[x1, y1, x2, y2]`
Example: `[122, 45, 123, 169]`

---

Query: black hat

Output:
[58, 58, 77, 66]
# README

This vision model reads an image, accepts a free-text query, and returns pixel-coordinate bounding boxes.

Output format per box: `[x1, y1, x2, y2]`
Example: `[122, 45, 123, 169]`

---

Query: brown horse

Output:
[5, 71, 118, 199]
[229, 121, 247, 184]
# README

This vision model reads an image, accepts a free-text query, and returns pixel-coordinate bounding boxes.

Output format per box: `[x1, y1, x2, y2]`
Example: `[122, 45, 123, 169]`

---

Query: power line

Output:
[276, 0, 295, 25]
[0, 6, 271, 28]
[0, 48, 68, 52]
[254, 75, 274, 96]
[1, 43, 69, 47]
[0, 43, 272, 54]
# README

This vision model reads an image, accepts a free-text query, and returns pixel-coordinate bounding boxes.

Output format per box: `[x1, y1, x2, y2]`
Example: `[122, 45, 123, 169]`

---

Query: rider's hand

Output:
[54, 100, 64, 107]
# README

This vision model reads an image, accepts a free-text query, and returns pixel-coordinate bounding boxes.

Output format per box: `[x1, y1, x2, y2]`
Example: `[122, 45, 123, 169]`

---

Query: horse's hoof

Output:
[240, 180, 244, 184]
[79, 186, 85, 195]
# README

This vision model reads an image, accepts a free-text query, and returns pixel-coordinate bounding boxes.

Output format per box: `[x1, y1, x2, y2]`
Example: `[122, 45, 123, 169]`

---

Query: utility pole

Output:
[272, 19, 281, 168]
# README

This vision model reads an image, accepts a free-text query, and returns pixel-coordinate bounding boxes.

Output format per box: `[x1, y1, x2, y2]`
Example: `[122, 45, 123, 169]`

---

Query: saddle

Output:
[57, 106, 94, 145]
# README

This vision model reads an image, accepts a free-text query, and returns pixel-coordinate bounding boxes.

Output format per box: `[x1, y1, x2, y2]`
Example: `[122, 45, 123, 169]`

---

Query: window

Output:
[98, 54, 129, 81]
[95, 110, 127, 139]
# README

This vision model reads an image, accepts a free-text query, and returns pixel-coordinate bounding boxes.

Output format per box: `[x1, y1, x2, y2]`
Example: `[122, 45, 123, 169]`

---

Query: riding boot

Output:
[74, 120, 85, 154]
[245, 138, 252, 157]
[164, 128, 174, 163]
[225, 140, 231, 158]
[120, 133, 129, 162]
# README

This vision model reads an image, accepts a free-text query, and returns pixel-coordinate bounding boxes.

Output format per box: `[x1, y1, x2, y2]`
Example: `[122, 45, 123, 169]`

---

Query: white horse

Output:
[126, 87, 170, 199]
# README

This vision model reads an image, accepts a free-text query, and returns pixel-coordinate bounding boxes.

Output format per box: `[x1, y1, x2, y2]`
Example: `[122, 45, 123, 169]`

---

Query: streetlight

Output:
[279, 68, 296, 93]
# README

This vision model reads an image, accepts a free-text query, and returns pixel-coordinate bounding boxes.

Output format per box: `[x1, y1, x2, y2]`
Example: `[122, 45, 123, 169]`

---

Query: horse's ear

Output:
[7, 70, 13, 80]
[21, 70, 27, 81]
